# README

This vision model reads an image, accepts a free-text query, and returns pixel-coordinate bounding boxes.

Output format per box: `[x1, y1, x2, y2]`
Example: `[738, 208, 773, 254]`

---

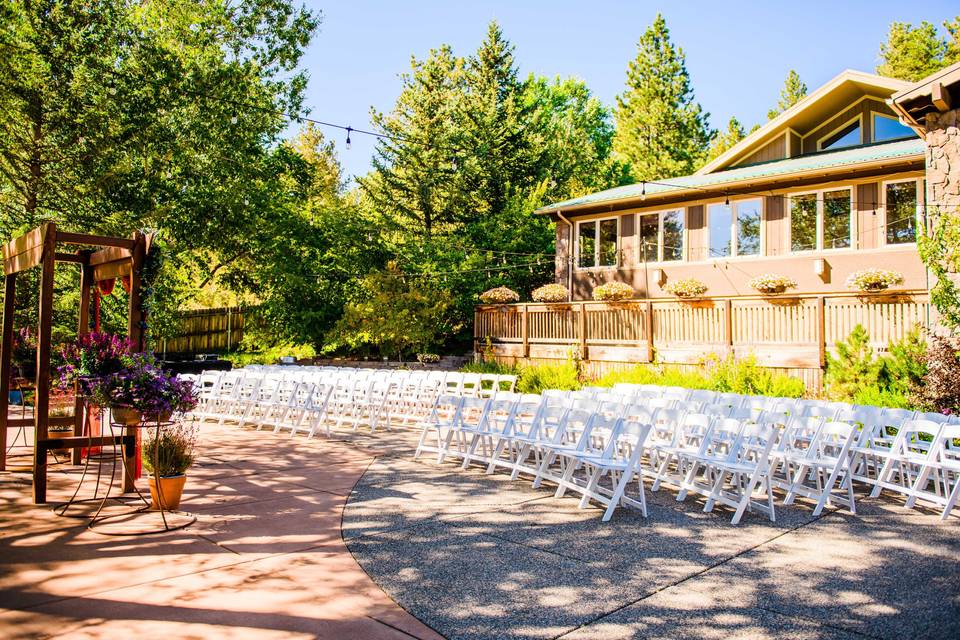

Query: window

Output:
[884, 180, 920, 244]
[637, 209, 685, 263]
[638, 214, 658, 263]
[873, 113, 914, 143]
[819, 118, 861, 151]
[662, 210, 684, 261]
[790, 194, 818, 251]
[708, 199, 761, 258]
[823, 190, 851, 249]
[577, 217, 618, 268]
[789, 189, 853, 252]
[708, 204, 732, 258]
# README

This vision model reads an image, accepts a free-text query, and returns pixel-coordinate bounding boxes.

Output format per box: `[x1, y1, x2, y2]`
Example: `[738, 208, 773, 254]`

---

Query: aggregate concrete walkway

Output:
[343, 430, 960, 640]
[0, 423, 443, 640]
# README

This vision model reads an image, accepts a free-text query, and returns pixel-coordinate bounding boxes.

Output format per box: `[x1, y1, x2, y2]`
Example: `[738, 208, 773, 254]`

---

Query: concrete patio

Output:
[2, 422, 958, 640]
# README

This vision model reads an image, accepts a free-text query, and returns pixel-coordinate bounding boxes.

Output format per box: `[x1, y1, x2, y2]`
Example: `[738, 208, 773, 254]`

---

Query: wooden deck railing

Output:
[474, 291, 933, 386]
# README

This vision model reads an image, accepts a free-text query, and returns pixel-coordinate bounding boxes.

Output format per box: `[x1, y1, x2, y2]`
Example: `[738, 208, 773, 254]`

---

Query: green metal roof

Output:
[537, 138, 925, 213]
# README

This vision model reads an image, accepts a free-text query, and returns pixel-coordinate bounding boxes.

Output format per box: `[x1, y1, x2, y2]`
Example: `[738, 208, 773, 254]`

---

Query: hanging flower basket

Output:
[846, 268, 904, 293]
[747, 274, 798, 295]
[531, 283, 569, 303]
[593, 281, 634, 302]
[663, 278, 708, 298]
[479, 286, 520, 305]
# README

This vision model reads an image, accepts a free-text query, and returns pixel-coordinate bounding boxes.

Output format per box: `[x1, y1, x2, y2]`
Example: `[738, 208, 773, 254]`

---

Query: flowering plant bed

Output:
[846, 268, 904, 292]
[663, 278, 708, 298]
[531, 283, 569, 303]
[747, 274, 798, 295]
[479, 286, 520, 304]
[593, 281, 634, 301]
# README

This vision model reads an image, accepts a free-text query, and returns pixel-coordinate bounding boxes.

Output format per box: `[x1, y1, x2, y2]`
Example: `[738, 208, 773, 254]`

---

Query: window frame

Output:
[881, 177, 923, 247]
[635, 208, 686, 265]
[575, 215, 620, 271]
[871, 111, 915, 144]
[816, 114, 863, 151]
[706, 197, 764, 260]
[787, 186, 855, 253]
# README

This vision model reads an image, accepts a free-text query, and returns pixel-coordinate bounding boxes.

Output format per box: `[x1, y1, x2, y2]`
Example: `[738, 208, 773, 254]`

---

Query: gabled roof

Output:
[696, 70, 913, 175]
[536, 138, 923, 215]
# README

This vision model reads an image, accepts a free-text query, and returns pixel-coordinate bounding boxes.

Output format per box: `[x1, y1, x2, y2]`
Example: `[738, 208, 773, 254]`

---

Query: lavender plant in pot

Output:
[89, 354, 198, 426]
[142, 421, 198, 510]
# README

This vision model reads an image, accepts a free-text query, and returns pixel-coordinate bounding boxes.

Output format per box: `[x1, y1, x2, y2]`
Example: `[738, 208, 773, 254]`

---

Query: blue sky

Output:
[297, 1, 956, 181]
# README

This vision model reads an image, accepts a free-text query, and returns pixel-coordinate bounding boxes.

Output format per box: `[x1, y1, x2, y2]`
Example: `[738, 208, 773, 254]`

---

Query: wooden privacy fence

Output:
[474, 291, 933, 388]
[161, 307, 247, 355]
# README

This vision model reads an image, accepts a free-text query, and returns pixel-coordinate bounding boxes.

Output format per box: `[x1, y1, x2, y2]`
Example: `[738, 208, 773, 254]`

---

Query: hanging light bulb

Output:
[724, 193, 730, 206]
[451, 154, 458, 171]
[640, 181, 646, 201]
[231, 116, 238, 125]
[345, 126, 352, 150]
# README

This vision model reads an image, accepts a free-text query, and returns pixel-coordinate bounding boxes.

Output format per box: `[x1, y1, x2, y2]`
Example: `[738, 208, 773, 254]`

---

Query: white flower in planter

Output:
[663, 278, 708, 298]
[479, 286, 520, 304]
[531, 283, 570, 303]
[593, 281, 634, 301]
[747, 274, 798, 294]
[845, 268, 904, 292]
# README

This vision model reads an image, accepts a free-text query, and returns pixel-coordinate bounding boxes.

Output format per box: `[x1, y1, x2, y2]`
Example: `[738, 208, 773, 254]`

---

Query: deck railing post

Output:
[724, 299, 734, 357]
[817, 295, 826, 369]
[645, 299, 654, 363]
[521, 304, 529, 358]
[577, 302, 587, 360]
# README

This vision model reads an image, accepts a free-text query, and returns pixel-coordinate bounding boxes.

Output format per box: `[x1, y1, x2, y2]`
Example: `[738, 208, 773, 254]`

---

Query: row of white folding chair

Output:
[414, 394, 652, 521]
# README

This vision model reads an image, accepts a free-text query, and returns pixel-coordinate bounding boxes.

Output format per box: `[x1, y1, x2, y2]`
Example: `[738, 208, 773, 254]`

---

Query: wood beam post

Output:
[724, 299, 734, 357]
[72, 260, 92, 464]
[0, 273, 16, 472]
[33, 223, 56, 504]
[122, 231, 146, 493]
[816, 295, 826, 369]
[645, 300, 655, 363]
[577, 303, 587, 361]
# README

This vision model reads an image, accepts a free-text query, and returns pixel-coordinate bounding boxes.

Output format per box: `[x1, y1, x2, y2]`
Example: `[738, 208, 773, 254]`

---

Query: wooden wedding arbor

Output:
[0, 222, 150, 503]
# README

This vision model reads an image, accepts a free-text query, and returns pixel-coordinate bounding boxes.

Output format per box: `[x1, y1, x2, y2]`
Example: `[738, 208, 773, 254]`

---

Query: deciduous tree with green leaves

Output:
[612, 13, 711, 181]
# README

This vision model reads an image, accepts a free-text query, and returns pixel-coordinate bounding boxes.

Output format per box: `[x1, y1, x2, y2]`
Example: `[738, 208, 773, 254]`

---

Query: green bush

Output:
[461, 361, 519, 375]
[880, 325, 927, 397]
[516, 361, 581, 394]
[223, 343, 316, 367]
[853, 386, 911, 409]
[593, 364, 712, 389]
[825, 325, 883, 402]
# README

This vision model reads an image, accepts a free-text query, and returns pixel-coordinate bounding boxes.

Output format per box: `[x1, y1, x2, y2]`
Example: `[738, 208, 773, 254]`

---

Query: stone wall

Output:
[925, 108, 960, 212]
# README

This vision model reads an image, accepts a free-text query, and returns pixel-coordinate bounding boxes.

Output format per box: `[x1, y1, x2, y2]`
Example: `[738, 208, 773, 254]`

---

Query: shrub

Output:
[592, 281, 634, 301]
[416, 353, 441, 364]
[531, 283, 569, 303]
[516, 360, 581, 394]
[461, 360, 518, 375]
[224, 343, 316, 367]
[479, 286, 520, 304]
[825, 325, 882, 402]
[705, 353, 806, 398]
[845, 268, 904, 292]
[747, 274, 797, 295]
[663, 278, 707, 298]
[912, 335, 960, 414]
[142, 421, 198, 477]
[880, 325, 927, 398]
[853, 386, 911, 409]
[593, 363, 712, 389]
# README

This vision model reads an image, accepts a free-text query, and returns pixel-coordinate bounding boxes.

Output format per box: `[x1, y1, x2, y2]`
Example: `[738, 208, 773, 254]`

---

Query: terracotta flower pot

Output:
[148, 474, 187, 510]
[47, 429, 73, 454]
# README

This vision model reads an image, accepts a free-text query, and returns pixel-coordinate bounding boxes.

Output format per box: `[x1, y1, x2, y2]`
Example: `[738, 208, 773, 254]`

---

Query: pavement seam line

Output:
[550, 506, 840, 640]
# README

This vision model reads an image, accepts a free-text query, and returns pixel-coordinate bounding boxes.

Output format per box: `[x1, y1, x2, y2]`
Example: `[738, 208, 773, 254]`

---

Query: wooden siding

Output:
[763, 195, 787, 255]
[801, 98, 891, 153]
[735, 133, 787, 166]
[686, 204, 706, 262]
[857, 182, 880, 249]
[475, 292, 932, 389]
[788, 131, 802, 157]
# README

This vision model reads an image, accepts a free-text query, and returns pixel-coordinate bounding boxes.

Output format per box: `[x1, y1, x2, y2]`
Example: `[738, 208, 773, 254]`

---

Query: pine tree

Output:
[876, 20, 957, 81]
[359, 45, 465, 238]
[613, 14, 711, 181]
[767, 70, 807, 120]
[705, 117, 746, 162]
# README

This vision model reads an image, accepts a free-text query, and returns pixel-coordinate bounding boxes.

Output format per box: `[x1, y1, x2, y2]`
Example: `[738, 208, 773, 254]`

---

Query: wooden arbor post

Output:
[0, 224, 151, 503]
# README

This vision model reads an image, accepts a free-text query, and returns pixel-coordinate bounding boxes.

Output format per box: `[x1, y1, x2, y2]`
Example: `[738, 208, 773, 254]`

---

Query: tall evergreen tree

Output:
[705, 117, 746, 163]
[359, 45, 465, 239]
[613, 14, 711, 181]
[767, 70, 808, 120]
[876, 19, 959, 81]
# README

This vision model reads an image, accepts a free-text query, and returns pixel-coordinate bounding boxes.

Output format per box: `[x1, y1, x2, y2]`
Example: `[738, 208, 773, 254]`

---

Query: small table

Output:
[53, 411, 196, 535]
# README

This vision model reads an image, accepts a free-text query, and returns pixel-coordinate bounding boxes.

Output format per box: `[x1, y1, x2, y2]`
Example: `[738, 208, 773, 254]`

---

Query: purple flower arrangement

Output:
[56, 333, 197, 417]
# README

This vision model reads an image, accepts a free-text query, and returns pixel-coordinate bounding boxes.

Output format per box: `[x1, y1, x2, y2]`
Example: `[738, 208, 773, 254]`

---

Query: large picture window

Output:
[577, 217, 618, 268]
[708, 199, 761, 258]
[818, 117, 862, 151]
[873, 113, 914, 143]
[637, 209, 685, 263]
[789, 189, 852, 252]
[884, 180, 920, 244]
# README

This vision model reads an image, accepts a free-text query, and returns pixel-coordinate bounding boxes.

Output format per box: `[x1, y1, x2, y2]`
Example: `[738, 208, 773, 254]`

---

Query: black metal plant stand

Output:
[53, 408, 196, 535]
